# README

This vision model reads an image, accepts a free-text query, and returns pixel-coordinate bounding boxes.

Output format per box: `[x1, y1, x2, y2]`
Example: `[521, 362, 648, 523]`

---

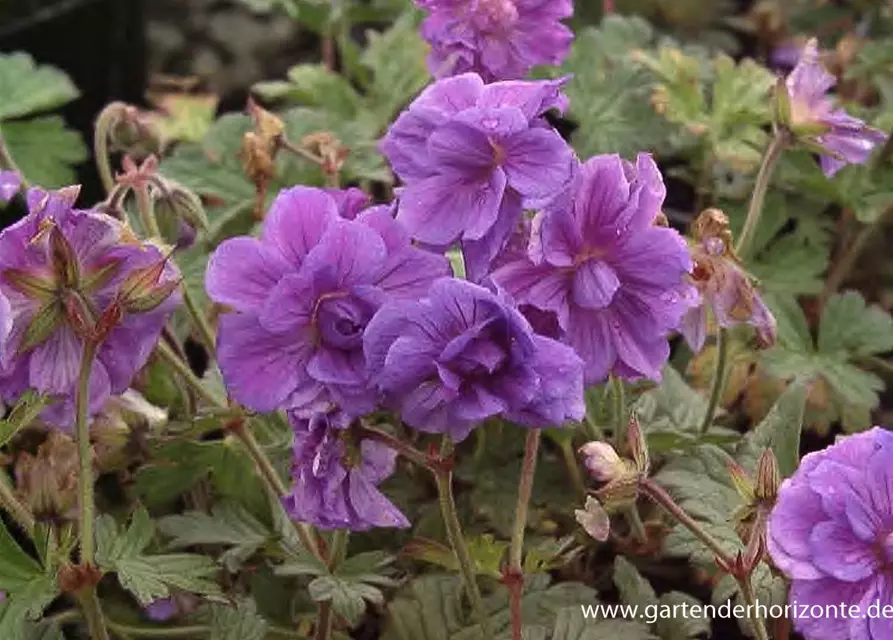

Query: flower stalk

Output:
[735, 132, 790, 260]
[507, 429, 541, 640]
[700, 327, 729, 435]
[0, 472, 36, 536]
[314, 529, 349, 640]
[0, 127, 28, 188]
[434, 437, 493, 640]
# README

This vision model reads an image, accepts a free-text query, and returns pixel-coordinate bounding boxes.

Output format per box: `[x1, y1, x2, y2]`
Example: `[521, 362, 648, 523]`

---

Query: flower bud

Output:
[578, 441, 624, 482]
[15, 430, 80, 522]
[574, 496, 610, 542]
[96, 102, 161, 160]
[152, 179, 208, 248]
[627, 415, 649, 474]
[117, 259, 181, 314]
[755, 448, 781, 503]
[727, 460, 755, 503]
[772, 75, 793, 132]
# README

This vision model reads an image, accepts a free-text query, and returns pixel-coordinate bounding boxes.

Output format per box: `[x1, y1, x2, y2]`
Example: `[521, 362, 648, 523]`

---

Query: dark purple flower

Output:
[768, 426, 893, 640]
[364, 277, 584, 442]
[281, 411, 409, 531]
[144, 598, 177, 622]
[206, 187, 449, 417]
[0, 186, 180, 429]
[785, 38, 888, 177]
[415, 0, 573, 82]
[380, 73, 575, 281]
[491, 154, 694, 384]
[679, 210, 776, 352]
[0, 171, 20, 204]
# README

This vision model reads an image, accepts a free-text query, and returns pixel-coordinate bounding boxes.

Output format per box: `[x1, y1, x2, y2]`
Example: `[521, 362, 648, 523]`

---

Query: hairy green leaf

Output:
[1, 117, 87, 188]
[210, 598, 269, 640]
[0, 53, 79, 120]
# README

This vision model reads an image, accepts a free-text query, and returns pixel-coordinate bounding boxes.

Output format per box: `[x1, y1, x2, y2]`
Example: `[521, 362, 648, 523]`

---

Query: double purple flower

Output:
[282, 411, 409, 531]
[0, 186, 180, 427]
[415, 0, 573, 82]
[491, 154, 695, 384]
[380, 73, 576, 282]
[206, 187, 449, 418]
[768, 426, 893, 640]
[364, 277, 584, 442]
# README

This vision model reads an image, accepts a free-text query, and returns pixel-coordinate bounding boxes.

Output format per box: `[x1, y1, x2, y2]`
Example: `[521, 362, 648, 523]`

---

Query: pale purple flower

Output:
[491, 154, 694, 384]
[206, 187, 449, 417]
[0, 171, 20, 204]
[380, 73, 575, 281]
[768, 426, 893, 640]
[679, 215, 776, 352]
[282, 411, 409, 531]
[364, 277, 585, 442]
[144, 598, 177, 622]
[579, 441, 625, 483]
[415, 0, 573, 82]
[785, 38, 888, 177]
[0, 186, 180, 429]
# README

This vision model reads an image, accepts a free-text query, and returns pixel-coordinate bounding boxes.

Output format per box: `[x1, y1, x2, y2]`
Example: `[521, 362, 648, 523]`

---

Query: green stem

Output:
[234, 422, 322, 561]
[640, 478, 735, 567]
[155, 341, 226, 407]
[76, 341, 98, 565]
[738, 576, 770, 640]
[434, 438, 493, 640]
[356, 423, 431, 469]
[106, 623, 207, 639]
[315, 529, 349, 640]
[182, 287, 217, 357]
[557, 437, 587, 502]
[822, 205, 893, 304]
[94, 124, 115, 196]
[135, 187, 162, 239]
[625, 506, 647, 544]
[610, 375, 626, 451]
[0, 472, 35, 536]
[735, 132, 789, 260]
[76, 585, 111, 640]
[699, 327, 729, 435]
[0, 126, 29, 188]
[508, 429, 541, 640]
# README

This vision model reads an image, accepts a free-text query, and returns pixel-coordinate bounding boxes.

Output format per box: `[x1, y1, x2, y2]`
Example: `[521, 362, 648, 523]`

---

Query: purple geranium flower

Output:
[206, 187, 449, 417]
[380, 73, 576, 281]
[282, 411, 409, 531]
[364, 277, 584, 442]
[785, 38, 888, 177]
[415, 0, 573, 82]
[0, 186, 180, 428]
[0, 171, 20, 204]
[491, 154, 694, 384]
[324, 186, 370, 220]
[679, 210, 776, 352]
[768, 426, 893, 640]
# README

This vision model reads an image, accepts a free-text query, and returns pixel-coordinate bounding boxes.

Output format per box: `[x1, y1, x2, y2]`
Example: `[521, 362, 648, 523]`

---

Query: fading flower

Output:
[14, 429, 80, 521]
[575, 496, 610, 542]
[679, 209, 776, 352]
[768, 426, 893, 640]
[380, 73, 575, 281]
[0, 171, 20, 204]
[206, 187, 449, 417]
[281, 411, 409, 531]
[364, 277, 584, 442]
[491, 154, 694, 384]
[782, 38, 887, 177]
[415, 0, 573, 82]
[0, 186, 180, 428]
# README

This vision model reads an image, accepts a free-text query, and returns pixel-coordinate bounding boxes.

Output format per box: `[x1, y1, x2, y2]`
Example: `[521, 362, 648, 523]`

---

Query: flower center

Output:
[473, 0, 518, 31]
[313, 292, 374, 350]
[876, 530, 893, 567]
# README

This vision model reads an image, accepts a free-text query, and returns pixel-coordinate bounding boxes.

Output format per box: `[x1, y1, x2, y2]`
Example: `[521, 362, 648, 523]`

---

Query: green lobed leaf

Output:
[612, 557, 658, 609]
[0, 582, 63, 640]
[545, 607, 657, 640]
[0, 53, 79, 120]
[309, 575, 384, 627]
[158, 502, 272, 571]
[96, 507, 222, 605]
[209, 598, 269, 640]
[0, 521, 43, 591]
[1, 117, 87, 188]
[740, 377, 809, 477]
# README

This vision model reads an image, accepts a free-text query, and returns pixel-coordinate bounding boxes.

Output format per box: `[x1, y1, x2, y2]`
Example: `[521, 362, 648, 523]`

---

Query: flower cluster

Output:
[768, 427, 893, 640]
[0, 186, 180, 427]
[781, 38, 888, 177]
[414, 0, 573, 82]
[380, 73, 575, 281]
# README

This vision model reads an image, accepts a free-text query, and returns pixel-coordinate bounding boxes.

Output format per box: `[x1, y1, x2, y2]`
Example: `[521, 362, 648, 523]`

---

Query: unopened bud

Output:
[772, 75, 792, 132]
[574, 496, 610, 542]
[15, 430, 80, 522]
[118, 260, 181, 314]
[49, 227, 80, 288]
[96, 102, 161, 159]
[627, 415, 649, 474]
[755, 449, 780, 503]
[579, 441, 625, 482]
[153, 179, 209, 245]
[727, 461, 755, 503]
